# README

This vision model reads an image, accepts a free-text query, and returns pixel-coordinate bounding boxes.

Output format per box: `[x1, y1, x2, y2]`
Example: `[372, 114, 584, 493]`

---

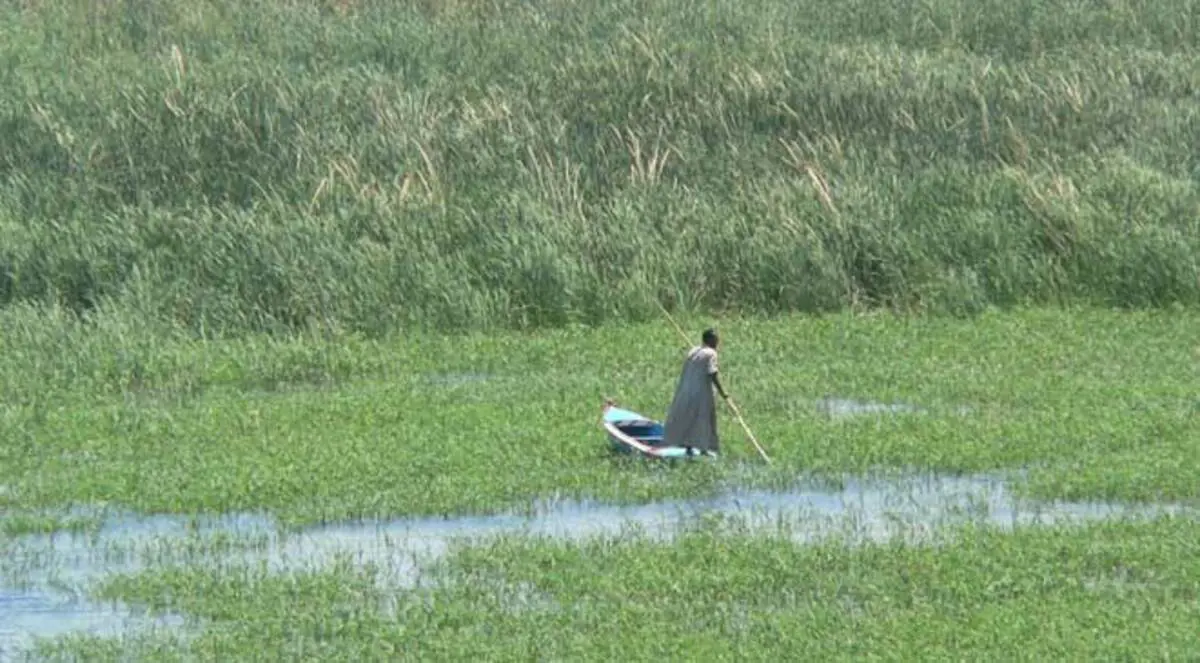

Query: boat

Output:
[601, 400, 717, 459]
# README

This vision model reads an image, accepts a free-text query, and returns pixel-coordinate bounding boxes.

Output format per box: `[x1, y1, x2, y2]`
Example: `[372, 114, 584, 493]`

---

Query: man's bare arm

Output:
[711, 372, 729, 400]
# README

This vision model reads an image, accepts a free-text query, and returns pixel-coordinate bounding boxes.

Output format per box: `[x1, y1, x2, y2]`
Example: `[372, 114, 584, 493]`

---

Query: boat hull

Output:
[601, 402, 717, 459]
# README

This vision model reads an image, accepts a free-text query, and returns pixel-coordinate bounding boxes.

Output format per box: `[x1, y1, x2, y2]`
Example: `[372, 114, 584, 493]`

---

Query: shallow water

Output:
[0, 591, 185, 661]
[1, 471, 1192, 658]
[816, 397, 924, 417]
[424, 372, 492, 387]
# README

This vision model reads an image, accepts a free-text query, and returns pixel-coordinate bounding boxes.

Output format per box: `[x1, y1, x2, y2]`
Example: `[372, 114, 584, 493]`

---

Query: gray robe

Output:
[663, 345, 720, 452]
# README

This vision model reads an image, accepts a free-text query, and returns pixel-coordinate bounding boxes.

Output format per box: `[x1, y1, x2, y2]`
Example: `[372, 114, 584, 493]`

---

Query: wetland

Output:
[3, 0, 1199, 658]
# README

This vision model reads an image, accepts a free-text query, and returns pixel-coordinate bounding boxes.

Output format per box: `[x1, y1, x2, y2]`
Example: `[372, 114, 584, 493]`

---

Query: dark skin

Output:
[703, 331, 729, 401]
[684, 330, 728, 457]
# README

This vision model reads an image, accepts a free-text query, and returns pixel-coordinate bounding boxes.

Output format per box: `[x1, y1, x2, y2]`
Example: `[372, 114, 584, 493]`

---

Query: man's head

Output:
[702, 328, 719, 348]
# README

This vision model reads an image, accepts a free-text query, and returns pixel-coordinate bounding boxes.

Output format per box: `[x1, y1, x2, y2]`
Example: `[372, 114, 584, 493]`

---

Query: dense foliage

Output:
[1, 0, 1196, 336]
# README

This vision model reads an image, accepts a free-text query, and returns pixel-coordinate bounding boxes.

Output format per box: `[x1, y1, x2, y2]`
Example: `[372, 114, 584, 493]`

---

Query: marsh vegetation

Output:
[2, 0, 1198, 659]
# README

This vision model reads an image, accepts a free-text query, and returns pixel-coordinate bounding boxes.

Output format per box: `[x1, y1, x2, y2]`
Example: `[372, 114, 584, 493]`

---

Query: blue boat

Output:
[601, 400, 717, 459]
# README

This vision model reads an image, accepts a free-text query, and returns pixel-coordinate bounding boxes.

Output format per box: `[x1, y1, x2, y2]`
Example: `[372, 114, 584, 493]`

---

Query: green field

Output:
[2, 0, 1198, 332]
[2, 0, 1199, 660]
[3, 306, 1199, 523]
[48, 519, 1199, 661]
[4, 307, 1199, 660]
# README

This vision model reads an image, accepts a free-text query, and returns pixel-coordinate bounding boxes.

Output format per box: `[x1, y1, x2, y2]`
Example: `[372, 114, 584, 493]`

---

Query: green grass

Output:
[4, 307, 1197, 660]
[3, 0, 1199, 658]
[25, 517, 1200, 661]
[1, 0, 1198, 335]
[0, 512, 102, 538]
[2, 306, 1197, 527]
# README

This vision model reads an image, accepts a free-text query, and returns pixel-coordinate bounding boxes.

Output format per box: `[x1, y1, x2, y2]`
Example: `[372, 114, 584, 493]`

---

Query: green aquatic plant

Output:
[28, 516, 1200, 661]
[1, 307, 1196, 526]
[1, 0, 1198, 657]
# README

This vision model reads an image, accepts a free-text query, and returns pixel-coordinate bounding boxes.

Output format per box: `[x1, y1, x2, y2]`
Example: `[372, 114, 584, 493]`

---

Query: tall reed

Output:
[1, 0, 1197, 336]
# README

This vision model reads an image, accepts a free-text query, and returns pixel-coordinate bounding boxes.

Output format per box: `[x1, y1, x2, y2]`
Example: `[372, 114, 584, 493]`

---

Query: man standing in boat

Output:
[663, 328, 728, 456]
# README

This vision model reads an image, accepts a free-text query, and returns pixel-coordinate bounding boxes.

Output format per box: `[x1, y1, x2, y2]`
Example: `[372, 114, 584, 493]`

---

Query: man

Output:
[663, 328, 728, 456]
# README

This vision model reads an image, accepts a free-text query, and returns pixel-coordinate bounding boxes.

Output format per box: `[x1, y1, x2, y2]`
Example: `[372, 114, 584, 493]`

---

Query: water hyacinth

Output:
[2, 0, 1199, 659]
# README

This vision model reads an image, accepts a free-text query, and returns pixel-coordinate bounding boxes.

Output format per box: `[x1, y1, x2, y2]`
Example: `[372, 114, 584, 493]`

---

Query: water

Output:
[814, 397, 980, 419]
[1, 471, 1192, 659]
[424, 372, 492, 387]
[0, 592, 184, 660]
[816, 397, 924, 417]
